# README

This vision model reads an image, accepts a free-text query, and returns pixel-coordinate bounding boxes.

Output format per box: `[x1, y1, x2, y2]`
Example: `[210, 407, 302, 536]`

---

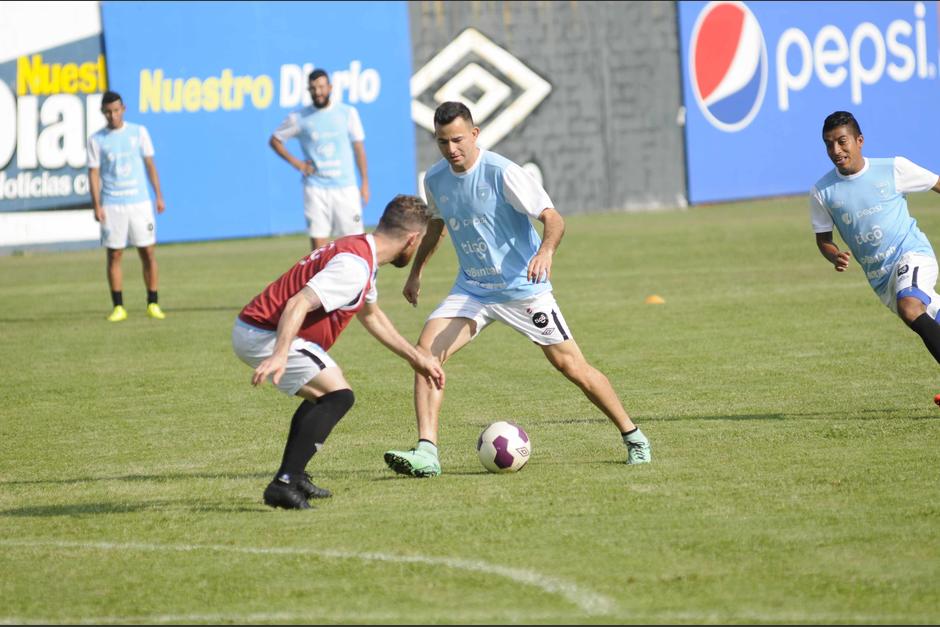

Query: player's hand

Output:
[93, 207, 105, 223]
[403, 275, 421, 307]
[155, 196, 166, 214]
[833, 251, 851, 272]
[252, 355, 287, 387]
[299, 160, 316, 176]
[527, 250, 553, 283]
[413, 351, 445, 390]
[360, 180, 370, 205]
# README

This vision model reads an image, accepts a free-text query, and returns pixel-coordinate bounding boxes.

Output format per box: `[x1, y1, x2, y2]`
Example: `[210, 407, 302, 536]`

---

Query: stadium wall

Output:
[408, 0, 689, 213]
[3, 1, 940, 253]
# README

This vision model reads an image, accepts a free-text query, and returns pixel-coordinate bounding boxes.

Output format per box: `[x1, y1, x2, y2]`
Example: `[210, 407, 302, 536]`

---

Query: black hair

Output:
[433, 101, 474, 127]
[101, 91, 123, 106]
[308, 69, 329, 84]
[822, 111, 861, 136]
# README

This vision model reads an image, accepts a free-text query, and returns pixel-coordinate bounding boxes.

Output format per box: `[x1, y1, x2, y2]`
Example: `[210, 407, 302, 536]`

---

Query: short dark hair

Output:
[101, 91, 123, 106]
[434, 101, 473, 128]
[308, 69, 329, 84]
[376, 194, 431, 234]
[822, 111, 861, 137]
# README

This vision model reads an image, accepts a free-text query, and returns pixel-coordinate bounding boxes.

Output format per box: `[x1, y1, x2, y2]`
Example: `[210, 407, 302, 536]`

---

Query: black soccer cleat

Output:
[263, 478, 311, 510]
[295, 472, 332, 499]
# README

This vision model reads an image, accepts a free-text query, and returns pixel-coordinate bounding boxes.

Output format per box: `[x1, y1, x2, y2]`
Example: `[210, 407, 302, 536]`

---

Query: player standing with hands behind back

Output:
[88, 90, 167, 322]
[811, 111, 940, 397]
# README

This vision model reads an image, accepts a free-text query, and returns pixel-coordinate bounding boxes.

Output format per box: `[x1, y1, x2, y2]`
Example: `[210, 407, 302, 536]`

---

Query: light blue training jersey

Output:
[87, 122, 154, 205]
[424, 150, 554, 303]
[811, 157, 939, 292]
[273, 102, 365, 189]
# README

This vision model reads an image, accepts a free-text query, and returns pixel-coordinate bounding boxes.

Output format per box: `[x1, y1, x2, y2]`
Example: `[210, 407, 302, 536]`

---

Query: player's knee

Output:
[897, 296, 927, 325]
[330, 388, 355, 413]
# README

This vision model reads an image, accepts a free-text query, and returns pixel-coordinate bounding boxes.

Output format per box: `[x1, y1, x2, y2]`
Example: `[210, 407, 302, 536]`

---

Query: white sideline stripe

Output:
[0, 539, 616, 617]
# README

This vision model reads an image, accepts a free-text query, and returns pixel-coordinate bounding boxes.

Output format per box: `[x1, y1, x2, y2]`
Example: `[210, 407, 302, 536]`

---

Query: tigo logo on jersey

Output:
[689, 1, 767, 132]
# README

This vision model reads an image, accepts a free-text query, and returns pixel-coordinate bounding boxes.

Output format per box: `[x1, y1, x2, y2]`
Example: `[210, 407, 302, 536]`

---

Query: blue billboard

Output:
[100, 0, 414, 243]
[0, 35, 107, 211]
[678, 1, 940, 204]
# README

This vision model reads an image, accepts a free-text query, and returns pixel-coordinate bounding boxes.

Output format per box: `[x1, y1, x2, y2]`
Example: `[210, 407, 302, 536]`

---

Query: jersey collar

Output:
[835, 157, 869, 181]
[449, 149, 485, 177]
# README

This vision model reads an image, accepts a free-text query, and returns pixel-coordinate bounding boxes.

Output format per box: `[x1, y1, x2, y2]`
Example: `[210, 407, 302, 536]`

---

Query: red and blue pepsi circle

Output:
[689, 1, 768, 132]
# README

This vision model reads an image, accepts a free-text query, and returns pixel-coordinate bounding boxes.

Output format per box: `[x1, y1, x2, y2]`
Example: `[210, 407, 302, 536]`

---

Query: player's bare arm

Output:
[403, 217, 446, 306]
[528, 208, 565, 283]
[815, 231, 852, 272]
[88, 167, 104, 222]
[143, 156, 165, 213]
[356, 302, 445, 389]
[269, 135, 315, 176]
[933, 176, 940, 193]
[252, 287, 322, 387]
[353, 141, 369, 205]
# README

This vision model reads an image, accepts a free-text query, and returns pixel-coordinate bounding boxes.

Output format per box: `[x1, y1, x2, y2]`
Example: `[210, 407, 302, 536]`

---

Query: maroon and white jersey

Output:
[238, 234, 377, 350]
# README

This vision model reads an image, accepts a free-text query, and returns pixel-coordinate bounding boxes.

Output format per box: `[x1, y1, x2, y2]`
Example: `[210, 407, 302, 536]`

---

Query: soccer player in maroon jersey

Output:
[232, 194, 444, 509]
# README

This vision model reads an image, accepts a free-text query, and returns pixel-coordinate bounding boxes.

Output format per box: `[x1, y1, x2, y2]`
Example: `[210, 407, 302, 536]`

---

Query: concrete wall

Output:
[409, 0, 688, 213]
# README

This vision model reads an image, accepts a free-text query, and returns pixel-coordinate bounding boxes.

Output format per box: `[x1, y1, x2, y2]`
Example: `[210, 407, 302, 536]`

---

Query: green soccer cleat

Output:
[384, 448, 442, 477]
[625, 430, 651, 465]
[146, 303, 166, 320]
[106, 305, 128, 322]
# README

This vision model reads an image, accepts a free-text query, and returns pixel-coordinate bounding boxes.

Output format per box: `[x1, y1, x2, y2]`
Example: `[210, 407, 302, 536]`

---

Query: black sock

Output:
[621, 427, 638, 437]
[147, 290, 158, 305]
[111, 291, 123, 307]
[277, 389, 355, 478]
[910, 313, 940, 365]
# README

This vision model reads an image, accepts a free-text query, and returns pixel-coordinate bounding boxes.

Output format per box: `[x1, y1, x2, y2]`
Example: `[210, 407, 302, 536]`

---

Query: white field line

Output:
[0, 539, 616, 618]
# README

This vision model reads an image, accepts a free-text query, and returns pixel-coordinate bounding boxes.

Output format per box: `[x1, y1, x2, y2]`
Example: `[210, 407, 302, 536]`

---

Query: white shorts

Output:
[428, 291, 573, 346]
[877, 252, 940, 318]
[101, 200, 156, 249]
[303, 185, 363, 239]
[231, 318, 338, 396]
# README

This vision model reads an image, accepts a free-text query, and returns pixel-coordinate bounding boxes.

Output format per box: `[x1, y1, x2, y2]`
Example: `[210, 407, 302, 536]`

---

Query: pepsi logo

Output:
[689, 1, 768, 132]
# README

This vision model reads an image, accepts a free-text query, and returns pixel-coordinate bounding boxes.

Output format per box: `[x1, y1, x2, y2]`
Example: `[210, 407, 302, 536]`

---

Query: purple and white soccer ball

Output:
[476, 421, 531, 473]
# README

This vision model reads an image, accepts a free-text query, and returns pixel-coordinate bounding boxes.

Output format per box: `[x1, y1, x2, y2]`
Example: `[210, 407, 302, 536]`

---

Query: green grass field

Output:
[2, 194, 940, 624]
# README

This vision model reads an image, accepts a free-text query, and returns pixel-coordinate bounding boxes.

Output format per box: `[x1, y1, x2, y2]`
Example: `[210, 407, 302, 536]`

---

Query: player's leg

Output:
[127, 201, 164, 319]
[102, 204, 129, 321]
[491, 292, 651, 464]
[232, 319, 354, 508]
[891, 254, 940, 365]
[385, 296, 486, 477]
[304, 185, 332, 250]
[136, 246, 164, 319]
[269, 366, 355, 503]
[540, 340, 650, 464]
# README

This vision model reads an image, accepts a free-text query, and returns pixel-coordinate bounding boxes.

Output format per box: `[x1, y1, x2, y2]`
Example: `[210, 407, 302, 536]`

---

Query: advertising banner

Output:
[0, 35, 107, 211]
[678, 1, 940, 204]
[101, 0, 414, 243]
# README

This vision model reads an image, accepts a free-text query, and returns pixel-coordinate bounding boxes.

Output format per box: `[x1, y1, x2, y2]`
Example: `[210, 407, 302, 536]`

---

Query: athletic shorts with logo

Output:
[877, 251, 940, 318]
[231, 318, 338, 396]
[303, 185, 363, 239]
[429, 290, 572, 345]
[100, 200, 156, 249]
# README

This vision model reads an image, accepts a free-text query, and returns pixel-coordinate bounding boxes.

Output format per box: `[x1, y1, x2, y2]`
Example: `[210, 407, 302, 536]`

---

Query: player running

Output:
[383, 101, 651, 478]
[811, 111, 940, 389]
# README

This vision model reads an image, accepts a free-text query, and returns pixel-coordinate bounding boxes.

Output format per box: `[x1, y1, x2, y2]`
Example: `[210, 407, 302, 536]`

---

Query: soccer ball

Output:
[476, 421, 531, 473]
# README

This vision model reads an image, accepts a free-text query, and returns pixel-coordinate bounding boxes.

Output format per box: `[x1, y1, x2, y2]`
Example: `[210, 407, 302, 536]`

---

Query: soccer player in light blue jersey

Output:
[812, 111, 940, 387]
[88, 91, 166, 322]
[384, 102, 651, 477]
[270, 69, 370, 251]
